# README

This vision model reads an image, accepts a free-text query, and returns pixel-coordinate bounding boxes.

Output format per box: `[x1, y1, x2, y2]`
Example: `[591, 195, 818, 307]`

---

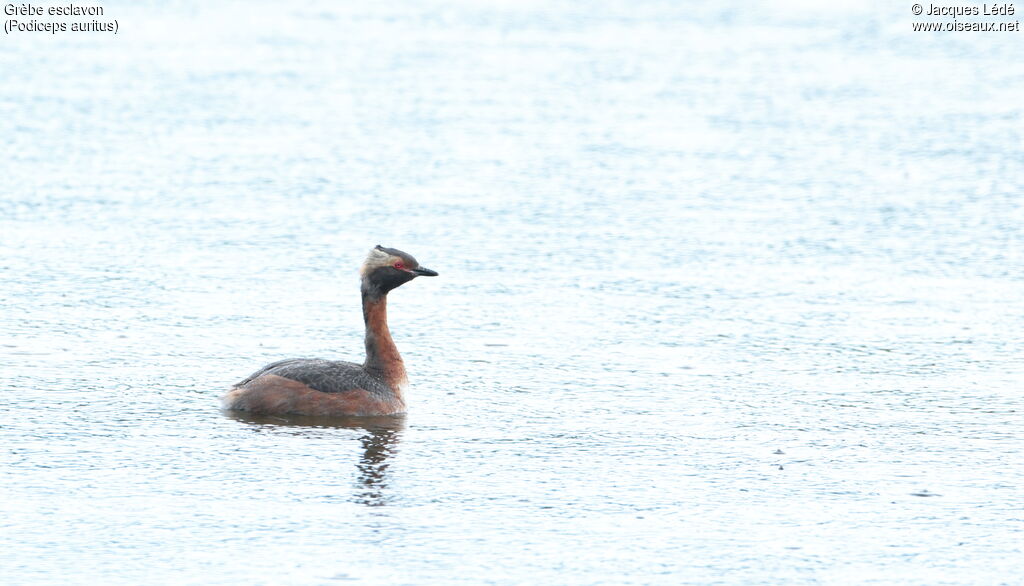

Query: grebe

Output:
[222, 245, 438, 417]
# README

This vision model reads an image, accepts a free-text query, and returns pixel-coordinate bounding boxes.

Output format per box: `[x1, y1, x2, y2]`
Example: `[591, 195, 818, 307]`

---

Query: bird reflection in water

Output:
[223, 411, 404, 506]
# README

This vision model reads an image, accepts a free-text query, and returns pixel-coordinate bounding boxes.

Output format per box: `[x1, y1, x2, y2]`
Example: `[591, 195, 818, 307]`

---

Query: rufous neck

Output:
[361, 286, 406, 390]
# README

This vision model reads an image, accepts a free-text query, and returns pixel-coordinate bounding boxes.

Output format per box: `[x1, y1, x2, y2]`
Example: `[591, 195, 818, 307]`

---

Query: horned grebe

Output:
[222, 245, 437, 417]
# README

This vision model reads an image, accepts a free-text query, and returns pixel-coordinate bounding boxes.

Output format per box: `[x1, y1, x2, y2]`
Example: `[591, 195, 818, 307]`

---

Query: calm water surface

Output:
[2, 1, 1023, 584]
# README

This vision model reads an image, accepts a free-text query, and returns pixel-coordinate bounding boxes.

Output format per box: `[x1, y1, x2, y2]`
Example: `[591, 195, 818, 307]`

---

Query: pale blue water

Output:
[2, 1, 1023, 584]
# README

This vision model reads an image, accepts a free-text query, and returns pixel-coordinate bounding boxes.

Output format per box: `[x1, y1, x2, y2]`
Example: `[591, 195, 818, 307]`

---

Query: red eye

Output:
[394, 262, 405, 270]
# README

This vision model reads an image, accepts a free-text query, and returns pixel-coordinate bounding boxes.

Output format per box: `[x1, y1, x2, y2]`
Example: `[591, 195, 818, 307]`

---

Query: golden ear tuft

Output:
[361, 246, 397, 276]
